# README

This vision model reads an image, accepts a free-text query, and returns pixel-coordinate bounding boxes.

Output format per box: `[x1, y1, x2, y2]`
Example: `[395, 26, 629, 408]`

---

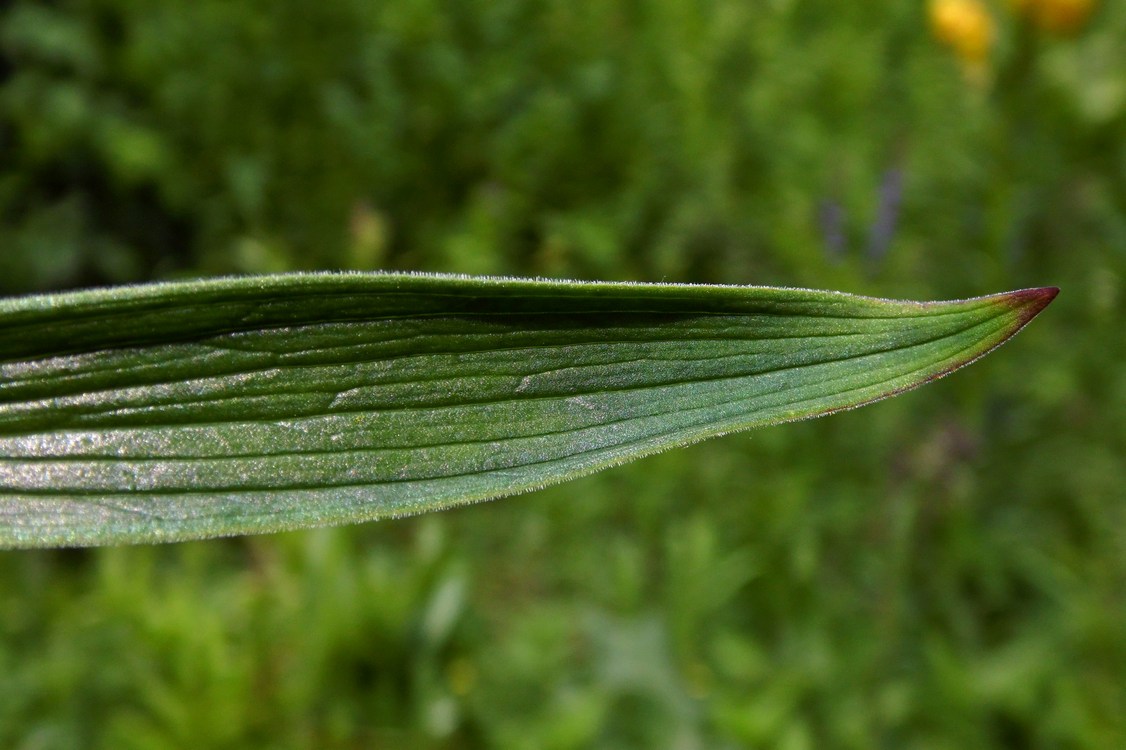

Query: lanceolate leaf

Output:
[0, 273, 1055, 548]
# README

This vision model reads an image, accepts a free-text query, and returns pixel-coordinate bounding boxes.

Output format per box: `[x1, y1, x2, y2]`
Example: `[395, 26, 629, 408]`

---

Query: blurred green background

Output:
[1, 0, 1123, 747]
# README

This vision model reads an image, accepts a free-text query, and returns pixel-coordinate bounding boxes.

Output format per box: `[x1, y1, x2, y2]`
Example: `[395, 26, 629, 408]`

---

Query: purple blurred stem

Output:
[867, 167, 903, 263]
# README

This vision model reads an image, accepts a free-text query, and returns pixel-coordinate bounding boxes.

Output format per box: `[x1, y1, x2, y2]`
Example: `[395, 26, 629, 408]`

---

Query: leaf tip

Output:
[1002, 286, 1058, 328]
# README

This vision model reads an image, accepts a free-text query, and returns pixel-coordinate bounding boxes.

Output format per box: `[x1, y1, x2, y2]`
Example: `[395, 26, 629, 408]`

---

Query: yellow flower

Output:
[1011, 0, 1098, 36]
[930, 0, 995, 64]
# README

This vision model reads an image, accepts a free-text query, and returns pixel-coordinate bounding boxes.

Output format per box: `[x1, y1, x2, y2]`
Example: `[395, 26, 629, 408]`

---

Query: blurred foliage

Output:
[1, 0, 1124, 747]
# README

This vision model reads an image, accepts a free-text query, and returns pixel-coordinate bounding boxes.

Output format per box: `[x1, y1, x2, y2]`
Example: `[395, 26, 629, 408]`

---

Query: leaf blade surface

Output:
[0, 274, 1056, 547]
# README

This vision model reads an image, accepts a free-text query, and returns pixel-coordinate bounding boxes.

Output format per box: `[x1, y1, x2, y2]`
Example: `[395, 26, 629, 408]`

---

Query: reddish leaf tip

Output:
[1003, 286, 1059, 327]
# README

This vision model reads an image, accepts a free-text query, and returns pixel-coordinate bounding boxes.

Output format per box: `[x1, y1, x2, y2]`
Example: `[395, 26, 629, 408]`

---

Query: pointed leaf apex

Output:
[1003, 286, 1059, 328]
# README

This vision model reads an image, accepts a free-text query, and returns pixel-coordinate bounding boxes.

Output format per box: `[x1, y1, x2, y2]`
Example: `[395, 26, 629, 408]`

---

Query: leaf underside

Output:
[0, 273, 1056, 548]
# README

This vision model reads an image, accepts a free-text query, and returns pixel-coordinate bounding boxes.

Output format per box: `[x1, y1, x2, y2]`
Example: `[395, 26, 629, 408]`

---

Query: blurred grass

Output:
[1, 0, 1124, 747]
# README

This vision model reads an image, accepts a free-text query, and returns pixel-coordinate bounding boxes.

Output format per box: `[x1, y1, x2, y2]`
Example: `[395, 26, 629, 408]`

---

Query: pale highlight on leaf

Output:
[0, 273, 1056, 548]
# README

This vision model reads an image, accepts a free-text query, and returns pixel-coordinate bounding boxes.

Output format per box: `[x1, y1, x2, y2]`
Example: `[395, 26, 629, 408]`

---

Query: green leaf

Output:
[0, 273, 1055, 548]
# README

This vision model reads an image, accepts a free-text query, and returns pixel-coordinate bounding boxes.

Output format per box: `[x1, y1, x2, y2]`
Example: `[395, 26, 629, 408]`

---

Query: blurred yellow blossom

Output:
[1011, 0, 1099, 36]
[929, 0, 995, 64]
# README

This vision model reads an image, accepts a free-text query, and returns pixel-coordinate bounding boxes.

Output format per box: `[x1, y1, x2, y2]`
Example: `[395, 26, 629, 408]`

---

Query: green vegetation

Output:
[0, 0, 1122, 746]
[0, 273, 1054, 547]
